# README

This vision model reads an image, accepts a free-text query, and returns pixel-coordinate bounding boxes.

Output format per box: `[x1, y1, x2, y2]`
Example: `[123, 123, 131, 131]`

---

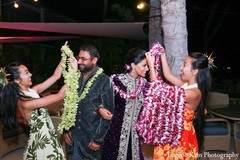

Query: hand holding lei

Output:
[58, 42, 80, 133]
[136, 42, 185, 147]
[149, 42, 165, 75]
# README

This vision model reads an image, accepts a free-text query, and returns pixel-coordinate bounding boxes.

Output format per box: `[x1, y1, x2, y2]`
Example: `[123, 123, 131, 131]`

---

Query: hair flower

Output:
[204, 52, 217, 69]
[124, 64, 131, 71]
[0, 67, 10, 88]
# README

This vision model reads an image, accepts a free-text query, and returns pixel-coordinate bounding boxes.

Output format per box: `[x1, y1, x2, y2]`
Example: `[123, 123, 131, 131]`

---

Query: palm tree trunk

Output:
[149, 0, 163, 48]
[161, 0, 188, 77]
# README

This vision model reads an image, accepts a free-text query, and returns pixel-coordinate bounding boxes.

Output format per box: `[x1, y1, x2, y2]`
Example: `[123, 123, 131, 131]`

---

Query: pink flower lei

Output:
[111, 74, 145, 99]
[136, 42, 185, 147]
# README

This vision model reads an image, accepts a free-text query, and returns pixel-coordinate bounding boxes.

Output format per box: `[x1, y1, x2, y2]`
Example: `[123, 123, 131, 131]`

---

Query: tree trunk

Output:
[161, 0, 188, 77]
[149, 0, 163, 48]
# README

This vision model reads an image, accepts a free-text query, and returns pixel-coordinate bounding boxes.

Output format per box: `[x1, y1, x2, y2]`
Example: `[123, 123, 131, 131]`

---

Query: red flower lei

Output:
[136, 42, 185, 147]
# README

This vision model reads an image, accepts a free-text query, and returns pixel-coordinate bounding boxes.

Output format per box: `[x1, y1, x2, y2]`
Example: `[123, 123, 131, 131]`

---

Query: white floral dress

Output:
[22, 89, 65, 160]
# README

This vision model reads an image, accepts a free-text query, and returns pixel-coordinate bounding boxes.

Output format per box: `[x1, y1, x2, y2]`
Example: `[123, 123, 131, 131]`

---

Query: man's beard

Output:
[79, 64, 94, 73]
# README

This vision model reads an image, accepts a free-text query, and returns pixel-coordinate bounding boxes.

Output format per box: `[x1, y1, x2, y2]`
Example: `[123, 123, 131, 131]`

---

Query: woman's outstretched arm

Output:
[160, 52, 184, 86]
[32, 60, 63, 94]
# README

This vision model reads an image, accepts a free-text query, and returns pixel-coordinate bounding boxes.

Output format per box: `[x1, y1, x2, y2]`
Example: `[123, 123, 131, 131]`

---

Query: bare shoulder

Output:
[184, 88, 201, 111]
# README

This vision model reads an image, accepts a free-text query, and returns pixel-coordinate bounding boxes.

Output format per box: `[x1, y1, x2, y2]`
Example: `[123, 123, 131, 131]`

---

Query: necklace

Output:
[111, 74, 145, 99]
[181, 83, 198, 90]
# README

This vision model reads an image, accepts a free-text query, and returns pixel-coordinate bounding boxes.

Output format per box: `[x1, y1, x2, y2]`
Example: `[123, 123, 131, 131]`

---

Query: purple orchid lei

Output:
[136, 42, 185, 147]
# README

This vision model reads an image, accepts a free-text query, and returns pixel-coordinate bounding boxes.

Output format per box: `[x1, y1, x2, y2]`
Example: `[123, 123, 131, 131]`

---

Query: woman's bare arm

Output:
[22, 84, 66, 110]
[32, 61, 63, 94]
[160, 52, 184, 86]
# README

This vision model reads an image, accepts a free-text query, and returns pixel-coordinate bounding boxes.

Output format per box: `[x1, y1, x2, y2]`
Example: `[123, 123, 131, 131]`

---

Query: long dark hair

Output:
[190, 52, 212, 150]
[0, 62, 23, 129]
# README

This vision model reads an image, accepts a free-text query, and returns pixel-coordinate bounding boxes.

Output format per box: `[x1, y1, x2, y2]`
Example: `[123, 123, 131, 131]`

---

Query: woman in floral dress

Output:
[0, 60, 72, 159]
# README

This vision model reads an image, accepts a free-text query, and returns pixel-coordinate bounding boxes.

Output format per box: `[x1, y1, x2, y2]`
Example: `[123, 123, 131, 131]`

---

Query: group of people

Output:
[0, 42, 212, 160]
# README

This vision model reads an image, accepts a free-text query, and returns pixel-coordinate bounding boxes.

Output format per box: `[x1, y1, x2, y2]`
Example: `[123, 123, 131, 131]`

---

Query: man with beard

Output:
[63, 44, 114, 160]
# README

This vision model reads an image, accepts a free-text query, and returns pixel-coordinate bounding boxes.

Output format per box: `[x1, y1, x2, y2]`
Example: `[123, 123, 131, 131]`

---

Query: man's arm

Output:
[93, 77, 114, 144]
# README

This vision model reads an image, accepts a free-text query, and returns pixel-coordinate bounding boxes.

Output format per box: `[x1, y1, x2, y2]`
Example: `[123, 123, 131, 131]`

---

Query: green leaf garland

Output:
[58, 43, 80, 133]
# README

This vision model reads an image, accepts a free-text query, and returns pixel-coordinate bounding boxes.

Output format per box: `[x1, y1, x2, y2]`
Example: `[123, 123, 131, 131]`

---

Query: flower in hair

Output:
[124, 64, 131, 71]
[204, 53, 216, 69]
[0, 67, 9, 88]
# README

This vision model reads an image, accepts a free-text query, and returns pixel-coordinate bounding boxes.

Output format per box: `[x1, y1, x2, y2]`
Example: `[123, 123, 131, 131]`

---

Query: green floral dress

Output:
[22, 89, 66, 160]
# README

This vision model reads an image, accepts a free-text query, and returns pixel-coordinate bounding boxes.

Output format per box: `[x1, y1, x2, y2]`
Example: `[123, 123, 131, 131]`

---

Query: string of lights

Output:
[0, 0, 38, 8]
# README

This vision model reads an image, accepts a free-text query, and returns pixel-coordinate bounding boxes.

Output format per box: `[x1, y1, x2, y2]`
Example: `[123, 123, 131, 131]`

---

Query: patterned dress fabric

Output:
[22, 89, 65, 160]
[154, 106, 198, 160]
[102, 74, 145, 160]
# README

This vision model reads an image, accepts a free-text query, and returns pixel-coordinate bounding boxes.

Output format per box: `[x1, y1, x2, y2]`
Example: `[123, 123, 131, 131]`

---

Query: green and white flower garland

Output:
[58, 42, 104, 133]
[78, 67, 103, 101]
[58, 43, 80, 133]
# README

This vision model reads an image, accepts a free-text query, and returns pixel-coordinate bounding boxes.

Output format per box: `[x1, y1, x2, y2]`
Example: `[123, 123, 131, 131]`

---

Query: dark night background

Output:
[1, 1, 239, 158]
[36, 0, 240, 79]
[1, 0, 240, 91]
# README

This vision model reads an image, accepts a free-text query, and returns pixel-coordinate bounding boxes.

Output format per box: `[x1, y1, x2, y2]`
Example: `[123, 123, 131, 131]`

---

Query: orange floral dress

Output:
[154, 106, 198, 160]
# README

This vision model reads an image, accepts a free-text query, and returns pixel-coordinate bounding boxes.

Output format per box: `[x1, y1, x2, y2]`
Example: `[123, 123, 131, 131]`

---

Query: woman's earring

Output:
[130, 69, 135, 77]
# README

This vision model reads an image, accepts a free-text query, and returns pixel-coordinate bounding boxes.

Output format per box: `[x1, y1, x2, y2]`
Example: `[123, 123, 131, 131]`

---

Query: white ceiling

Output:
[0, 22, 148, 43]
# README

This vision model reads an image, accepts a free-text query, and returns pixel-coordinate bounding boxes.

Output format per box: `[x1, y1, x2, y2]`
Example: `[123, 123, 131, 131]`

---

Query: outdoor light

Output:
[14, 1, 19, 8]
[0, 0, 39, 7]
[137, 2, 160, 10]
[137, 2, 148, 10]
